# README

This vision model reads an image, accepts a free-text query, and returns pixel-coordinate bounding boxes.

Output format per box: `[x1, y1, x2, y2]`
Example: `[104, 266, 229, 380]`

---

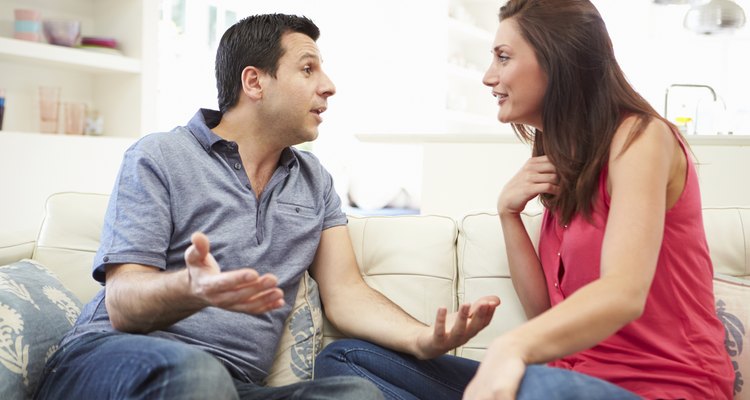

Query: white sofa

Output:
[1, 192, 748, 399]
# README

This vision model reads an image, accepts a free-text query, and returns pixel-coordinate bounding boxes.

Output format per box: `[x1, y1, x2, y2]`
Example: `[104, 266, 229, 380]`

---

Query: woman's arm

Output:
[497, 156, 558, 318]
[466, 117, 683, 399]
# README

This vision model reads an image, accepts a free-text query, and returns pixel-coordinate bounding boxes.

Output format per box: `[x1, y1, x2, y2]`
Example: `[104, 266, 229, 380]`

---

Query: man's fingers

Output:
[232, 288, 286, 314]
[450, 303, 471, 337]
[433, 307, 448, 338]
[186, 232, 211, 266]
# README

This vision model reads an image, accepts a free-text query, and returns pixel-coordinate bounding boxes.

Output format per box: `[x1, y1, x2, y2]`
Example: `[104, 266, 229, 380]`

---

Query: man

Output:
[35, 14, 499, 399]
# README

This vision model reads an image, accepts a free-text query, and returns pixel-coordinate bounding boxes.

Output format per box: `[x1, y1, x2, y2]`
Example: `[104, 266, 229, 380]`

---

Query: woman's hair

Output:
[499, 0, 668, 224]
[215, 14, 320, 113]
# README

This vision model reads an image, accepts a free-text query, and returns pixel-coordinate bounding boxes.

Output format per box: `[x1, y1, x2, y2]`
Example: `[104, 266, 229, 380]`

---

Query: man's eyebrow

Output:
[298, 52, 320, 62]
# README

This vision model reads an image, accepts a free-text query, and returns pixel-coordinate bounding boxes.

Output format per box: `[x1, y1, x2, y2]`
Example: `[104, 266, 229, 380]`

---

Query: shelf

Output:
[0, 36, 140, 74]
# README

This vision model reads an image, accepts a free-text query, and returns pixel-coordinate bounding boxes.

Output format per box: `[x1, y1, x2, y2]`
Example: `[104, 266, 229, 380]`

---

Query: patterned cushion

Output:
[0, 260, 81, 399]
[265, 272, 323, 386]
[714, 274, 750, 400]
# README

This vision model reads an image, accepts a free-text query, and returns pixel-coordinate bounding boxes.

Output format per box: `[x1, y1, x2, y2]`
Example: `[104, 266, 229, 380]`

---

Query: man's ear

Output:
[241, 66, 264, 100]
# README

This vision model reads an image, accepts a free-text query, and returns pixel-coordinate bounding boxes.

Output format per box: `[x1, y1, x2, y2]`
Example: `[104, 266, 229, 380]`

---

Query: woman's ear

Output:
[241, 66, 263, 101]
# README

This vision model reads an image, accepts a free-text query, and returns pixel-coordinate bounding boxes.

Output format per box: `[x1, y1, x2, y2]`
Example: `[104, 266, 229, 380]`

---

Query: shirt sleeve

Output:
[92, 146, 173, 282]
[321, 168, 348, 230]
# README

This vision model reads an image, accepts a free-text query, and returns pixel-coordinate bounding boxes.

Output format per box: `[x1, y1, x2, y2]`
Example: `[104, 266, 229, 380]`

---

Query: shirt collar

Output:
[187, 108, 298, 169]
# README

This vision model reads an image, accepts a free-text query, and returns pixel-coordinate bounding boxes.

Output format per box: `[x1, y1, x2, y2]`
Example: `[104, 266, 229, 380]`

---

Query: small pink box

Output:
[14, 9, 40, 21]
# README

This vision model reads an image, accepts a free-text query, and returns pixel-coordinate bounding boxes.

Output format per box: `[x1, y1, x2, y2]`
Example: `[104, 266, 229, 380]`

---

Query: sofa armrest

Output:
[0, 229, 36, 265]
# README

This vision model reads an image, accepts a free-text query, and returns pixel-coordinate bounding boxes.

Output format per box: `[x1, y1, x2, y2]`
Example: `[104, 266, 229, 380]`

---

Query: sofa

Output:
[1, 191, 748, 399]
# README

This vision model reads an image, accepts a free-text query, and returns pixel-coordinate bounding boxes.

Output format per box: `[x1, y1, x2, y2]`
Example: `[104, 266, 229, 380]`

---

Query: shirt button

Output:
[295, 207, 300, 213]
[564, 224, 568, 229]
[234, 162, 241, 170]
[103, 256, 109, 262]
[554, 282, 559, 288]
[557, 252, 561, 257]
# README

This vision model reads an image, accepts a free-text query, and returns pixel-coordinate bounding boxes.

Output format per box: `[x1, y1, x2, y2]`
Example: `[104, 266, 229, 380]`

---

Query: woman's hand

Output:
[463, 338, 527, 400]
[498, 156, 558, 216]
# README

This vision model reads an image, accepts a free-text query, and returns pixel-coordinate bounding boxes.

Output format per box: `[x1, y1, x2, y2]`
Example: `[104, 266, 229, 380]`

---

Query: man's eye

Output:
[303, 66, 312, 74]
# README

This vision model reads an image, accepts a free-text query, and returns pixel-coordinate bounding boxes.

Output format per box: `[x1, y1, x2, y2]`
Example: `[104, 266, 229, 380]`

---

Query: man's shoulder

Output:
[128, 127, 197, 156]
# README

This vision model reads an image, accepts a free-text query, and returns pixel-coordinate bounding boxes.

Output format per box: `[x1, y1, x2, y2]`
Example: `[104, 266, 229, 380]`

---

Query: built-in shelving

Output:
[0, 37, 140, 74]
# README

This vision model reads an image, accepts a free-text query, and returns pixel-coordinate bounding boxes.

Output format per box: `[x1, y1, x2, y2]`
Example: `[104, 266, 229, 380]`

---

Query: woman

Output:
[465, 0, 734, 399]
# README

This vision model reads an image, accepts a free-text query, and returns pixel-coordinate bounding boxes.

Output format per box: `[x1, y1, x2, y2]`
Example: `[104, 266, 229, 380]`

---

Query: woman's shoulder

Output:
[611, 114, 676, 158]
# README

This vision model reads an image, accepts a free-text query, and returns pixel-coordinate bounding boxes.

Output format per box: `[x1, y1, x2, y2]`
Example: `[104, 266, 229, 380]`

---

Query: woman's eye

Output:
[303, 66, 312, 74]
[498, 55, 510, 63]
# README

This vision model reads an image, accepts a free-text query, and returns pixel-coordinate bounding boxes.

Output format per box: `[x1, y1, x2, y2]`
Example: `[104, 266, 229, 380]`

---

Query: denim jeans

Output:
[35, 332, 382, 400]
[314, 339, 642, 400]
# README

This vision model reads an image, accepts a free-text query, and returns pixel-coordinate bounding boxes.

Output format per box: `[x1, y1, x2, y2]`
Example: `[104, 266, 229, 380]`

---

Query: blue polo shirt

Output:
[63, 109, 347, 383]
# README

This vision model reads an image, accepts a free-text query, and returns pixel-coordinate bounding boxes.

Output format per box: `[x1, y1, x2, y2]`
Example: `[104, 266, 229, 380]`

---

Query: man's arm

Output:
[310, 225, 500, 359]
[105, 232, 285, 333]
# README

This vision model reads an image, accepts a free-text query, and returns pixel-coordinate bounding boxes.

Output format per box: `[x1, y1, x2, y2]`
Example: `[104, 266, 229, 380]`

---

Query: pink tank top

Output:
[538, 132, 734, 399]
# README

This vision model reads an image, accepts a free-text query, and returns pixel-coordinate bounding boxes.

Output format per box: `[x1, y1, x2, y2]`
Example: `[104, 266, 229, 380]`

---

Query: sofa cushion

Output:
[33, 192, 109, 303]
[714, 274, 750, 400]
[455, 211, 540, 360]
[322, 215, 459, 349]
[266, 272, 323, 386]
[0, 260, 81, 399]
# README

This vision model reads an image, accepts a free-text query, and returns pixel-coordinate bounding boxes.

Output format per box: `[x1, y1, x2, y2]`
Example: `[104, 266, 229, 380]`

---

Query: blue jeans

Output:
[314, 339, 642, 400]
[35, 332, 382, 400]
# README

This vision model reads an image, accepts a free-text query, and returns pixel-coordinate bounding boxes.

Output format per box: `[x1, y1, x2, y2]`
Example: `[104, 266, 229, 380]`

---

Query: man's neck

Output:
[212, 109, 285, 198]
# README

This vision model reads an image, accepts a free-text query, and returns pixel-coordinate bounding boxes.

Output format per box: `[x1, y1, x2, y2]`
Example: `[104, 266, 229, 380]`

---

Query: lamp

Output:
[684, 0, 746, 34]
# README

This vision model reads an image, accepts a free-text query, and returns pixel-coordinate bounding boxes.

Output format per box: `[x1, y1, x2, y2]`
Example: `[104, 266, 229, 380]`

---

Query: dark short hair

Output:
[215, 14, 320, 113]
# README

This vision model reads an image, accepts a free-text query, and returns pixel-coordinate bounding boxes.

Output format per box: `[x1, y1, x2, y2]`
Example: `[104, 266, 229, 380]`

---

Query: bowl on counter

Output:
[42, 19, 81, 47]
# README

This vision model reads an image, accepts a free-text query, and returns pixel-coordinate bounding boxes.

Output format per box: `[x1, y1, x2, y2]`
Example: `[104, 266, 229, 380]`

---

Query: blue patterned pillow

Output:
[265, 272, 323, 386]
[0, 260, 81, 399]
[714, 274, 750, 400]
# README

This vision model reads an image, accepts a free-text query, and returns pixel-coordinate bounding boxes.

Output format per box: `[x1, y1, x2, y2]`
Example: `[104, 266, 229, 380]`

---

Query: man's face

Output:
[260, 32, 336, 145]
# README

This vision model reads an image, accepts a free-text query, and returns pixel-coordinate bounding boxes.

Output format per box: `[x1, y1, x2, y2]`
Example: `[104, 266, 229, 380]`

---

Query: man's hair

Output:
[499, 0, 666, 224]
[215, 14, 320, 113]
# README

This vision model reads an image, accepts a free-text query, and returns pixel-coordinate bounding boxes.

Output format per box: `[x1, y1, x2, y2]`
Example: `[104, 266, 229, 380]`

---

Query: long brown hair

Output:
[500, 0, 667, 224]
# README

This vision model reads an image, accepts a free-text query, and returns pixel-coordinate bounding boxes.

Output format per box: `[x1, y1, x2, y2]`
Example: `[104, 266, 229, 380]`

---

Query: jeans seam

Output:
[340, 347, 465, 396]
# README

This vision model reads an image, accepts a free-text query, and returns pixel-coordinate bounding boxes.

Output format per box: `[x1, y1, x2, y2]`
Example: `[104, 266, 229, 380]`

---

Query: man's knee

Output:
[302, 376, 384, 400]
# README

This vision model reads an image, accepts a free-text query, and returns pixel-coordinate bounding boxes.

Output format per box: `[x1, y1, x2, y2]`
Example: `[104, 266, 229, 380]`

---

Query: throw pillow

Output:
[265, 272, 323, 386]
[0, 259, 81, 399]
[714, 273, 750, 400]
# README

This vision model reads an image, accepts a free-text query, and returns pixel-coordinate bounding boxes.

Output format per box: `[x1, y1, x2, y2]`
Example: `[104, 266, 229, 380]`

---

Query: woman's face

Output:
[482, 18, 547, 130]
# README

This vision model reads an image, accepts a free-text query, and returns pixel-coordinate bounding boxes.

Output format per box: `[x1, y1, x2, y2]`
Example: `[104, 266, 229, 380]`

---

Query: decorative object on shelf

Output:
[0, 89, 5, 130]
[80, 36, 123, 56]
[84, 109, 104, 136]
[64, 102, 86, 135]
[38, 86, 60, 133]
[684, 0, 746, 34]
[42, 19, 82, 47]
[14, 9, 41, 42]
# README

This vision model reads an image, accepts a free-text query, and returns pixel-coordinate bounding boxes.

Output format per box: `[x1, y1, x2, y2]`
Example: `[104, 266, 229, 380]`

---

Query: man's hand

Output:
[414, 295, 500, 359]
[185, 232, 285, 314]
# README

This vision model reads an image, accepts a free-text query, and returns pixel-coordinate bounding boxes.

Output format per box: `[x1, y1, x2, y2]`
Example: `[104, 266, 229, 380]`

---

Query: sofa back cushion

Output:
[32, 192, 108, 302]
[703, 207, 750, 279]
[454, 211, 542, 360]
[323, 215, 459, 349]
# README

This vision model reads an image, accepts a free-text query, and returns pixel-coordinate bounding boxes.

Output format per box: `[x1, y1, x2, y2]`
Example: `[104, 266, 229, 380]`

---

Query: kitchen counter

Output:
[357, 133, 750, 146]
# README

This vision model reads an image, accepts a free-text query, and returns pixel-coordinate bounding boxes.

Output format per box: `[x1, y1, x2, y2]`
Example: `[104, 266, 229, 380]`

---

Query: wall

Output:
[0, 132, 134, 237]
[420, 138, 750, 218]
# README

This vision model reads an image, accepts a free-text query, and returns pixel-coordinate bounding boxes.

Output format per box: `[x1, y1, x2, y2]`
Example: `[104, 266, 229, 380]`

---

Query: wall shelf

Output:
[0, 37, 140, 74]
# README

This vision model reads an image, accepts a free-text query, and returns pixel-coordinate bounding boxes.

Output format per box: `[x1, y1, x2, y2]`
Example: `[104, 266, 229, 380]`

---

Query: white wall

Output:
[420, 139, 750, 218]
[0, 132, 133, 236]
